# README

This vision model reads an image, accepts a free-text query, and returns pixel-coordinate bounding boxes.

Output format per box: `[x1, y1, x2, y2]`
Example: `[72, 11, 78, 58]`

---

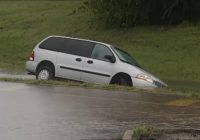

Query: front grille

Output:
[153, 80, 165, 88]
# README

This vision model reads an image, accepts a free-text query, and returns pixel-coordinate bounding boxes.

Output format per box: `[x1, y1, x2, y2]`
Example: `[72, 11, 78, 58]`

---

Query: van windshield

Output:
[112, 47, 141, 68]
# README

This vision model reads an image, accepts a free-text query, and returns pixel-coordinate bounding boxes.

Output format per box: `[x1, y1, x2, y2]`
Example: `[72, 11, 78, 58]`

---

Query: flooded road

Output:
[0, 82, 199, 140]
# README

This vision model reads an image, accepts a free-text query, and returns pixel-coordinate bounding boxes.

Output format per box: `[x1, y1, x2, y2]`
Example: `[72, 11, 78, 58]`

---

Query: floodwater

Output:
[0, 82, 199, 140]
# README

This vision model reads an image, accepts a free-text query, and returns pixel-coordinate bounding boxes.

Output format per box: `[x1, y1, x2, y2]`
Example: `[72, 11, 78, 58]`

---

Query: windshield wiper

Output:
[121, 59, 141, 68]
[120, 59, 131, 64]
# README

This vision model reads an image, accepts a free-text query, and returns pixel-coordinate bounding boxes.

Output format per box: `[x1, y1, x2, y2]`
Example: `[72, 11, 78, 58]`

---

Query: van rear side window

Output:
[39, 37, 64, 52]
[39, 37, 95, 57]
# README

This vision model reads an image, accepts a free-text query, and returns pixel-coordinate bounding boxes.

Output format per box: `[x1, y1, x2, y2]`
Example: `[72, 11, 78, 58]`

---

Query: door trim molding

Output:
[60, 66, 111, 77]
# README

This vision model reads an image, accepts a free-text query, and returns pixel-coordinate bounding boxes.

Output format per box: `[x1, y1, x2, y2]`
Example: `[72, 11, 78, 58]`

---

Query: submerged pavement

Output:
[0, 82, 199, 140]
[0, 72, 34, 80]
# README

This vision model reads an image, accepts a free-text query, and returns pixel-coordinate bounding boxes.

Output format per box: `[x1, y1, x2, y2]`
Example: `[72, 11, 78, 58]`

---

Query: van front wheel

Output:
[36, 66, 54, 80]
[110, 74, 132, 87]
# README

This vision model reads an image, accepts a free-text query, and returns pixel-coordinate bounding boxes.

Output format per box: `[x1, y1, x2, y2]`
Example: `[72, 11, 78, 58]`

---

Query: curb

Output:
[122, 130, 133, 140]
[0, 73, 34, 80]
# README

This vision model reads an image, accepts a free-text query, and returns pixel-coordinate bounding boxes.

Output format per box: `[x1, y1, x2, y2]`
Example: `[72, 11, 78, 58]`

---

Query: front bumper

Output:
[131, 77, 167, 88]
[153, 80, 167, 88]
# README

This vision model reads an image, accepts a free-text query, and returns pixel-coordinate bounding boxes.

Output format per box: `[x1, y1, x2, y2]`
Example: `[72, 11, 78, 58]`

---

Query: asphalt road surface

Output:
[0, 82, 199, 140]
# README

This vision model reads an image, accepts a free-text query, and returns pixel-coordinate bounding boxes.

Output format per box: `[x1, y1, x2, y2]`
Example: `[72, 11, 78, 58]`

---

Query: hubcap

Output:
[38, 69, 49, 80]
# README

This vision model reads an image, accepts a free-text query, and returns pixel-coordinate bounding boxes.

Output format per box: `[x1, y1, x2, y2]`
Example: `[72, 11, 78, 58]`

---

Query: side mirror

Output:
[104, 55, 115, 63]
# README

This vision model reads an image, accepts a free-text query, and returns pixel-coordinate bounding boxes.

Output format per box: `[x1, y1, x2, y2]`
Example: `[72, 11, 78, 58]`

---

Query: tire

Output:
[111, 74, 132, 87]
[36, 65, 54, 80]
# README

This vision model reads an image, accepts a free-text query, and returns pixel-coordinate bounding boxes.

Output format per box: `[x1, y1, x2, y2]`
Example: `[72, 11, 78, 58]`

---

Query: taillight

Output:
[29, 51, 34, 61]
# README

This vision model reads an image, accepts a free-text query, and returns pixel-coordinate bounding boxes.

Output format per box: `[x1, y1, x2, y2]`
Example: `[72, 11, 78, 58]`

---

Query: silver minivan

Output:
[26, 36, 168, 88]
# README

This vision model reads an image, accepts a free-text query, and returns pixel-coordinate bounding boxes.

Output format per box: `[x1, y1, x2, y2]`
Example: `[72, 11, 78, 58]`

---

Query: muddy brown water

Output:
[0, 82, 200, 140]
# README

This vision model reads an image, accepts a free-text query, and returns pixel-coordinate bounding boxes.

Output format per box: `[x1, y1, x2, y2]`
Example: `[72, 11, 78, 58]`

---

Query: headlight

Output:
[135, 74, 153, 83]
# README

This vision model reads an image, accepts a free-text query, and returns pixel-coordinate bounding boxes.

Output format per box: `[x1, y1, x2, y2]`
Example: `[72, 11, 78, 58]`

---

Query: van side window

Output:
[62, 39, 95, 57]
[39, 37, 64, 52]
[91, 44, 114, 62]
[39, 37, 95, 57]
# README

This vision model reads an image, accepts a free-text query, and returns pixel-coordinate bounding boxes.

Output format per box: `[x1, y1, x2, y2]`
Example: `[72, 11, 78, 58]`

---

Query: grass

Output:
[0, 77, 200, 99]
[133, 124, 200, 140]
[0, 1, 199, 93]
[0, 1, 86, 71]
[132, 125, 200, 140]
[0, 77, 142, 91]
[133, 125, 162, 140]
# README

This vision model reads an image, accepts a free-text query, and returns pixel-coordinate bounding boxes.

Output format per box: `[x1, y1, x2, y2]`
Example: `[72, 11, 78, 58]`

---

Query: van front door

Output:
[81, 44, 115, 84]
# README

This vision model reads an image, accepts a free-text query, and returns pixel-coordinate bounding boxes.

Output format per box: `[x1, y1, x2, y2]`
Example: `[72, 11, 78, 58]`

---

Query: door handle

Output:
[87, 60, 93, 64]
[76, 58, 82, 62]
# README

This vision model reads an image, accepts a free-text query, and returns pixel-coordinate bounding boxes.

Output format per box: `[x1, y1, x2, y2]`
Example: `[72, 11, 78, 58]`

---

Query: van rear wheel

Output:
[36, 66, 54, 80]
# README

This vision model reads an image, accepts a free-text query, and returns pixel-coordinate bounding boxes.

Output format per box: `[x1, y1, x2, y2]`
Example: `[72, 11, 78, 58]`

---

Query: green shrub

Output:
[85, 0, 200, 27]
